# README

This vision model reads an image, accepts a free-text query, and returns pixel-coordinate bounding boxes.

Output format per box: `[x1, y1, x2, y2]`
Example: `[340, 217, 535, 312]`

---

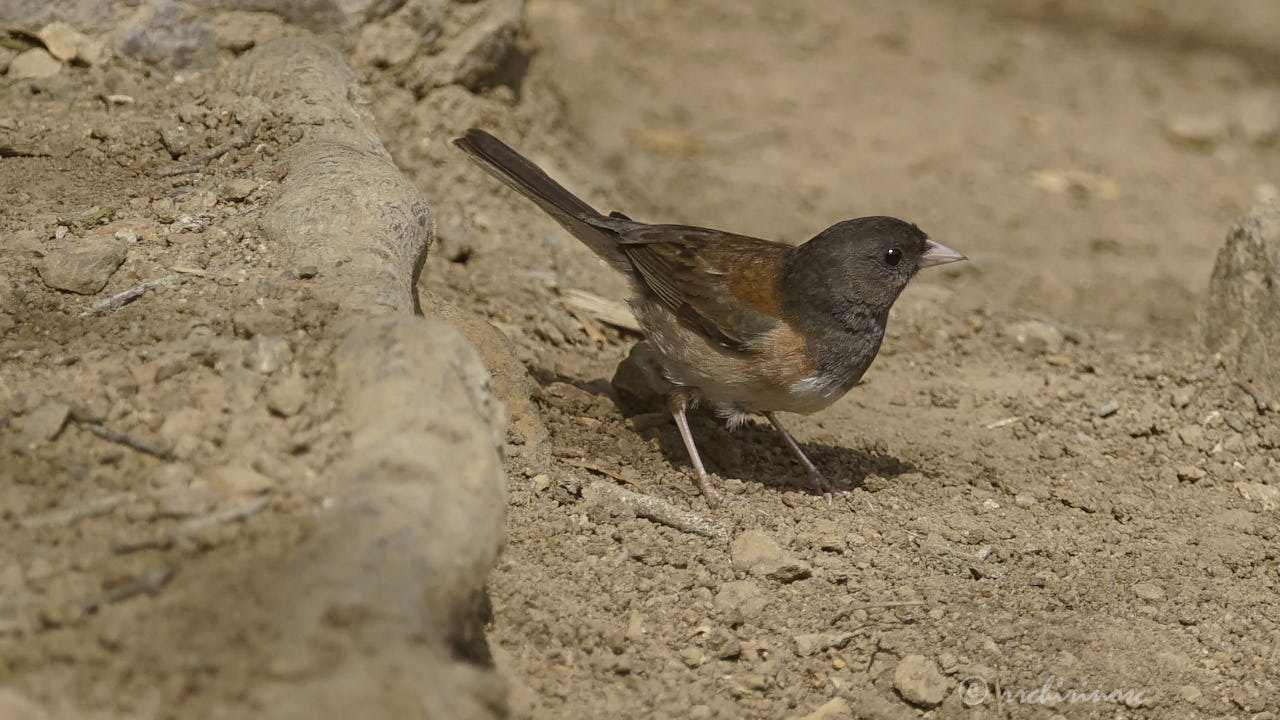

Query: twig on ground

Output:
[155, 119, 262, 178]
[101, 565, 176, 604]
[77, 419, 174, 460]
[81, 273, 180, 316]
[830, 599, 928, 625]
[560, 288, 642, 333]
[585, 480, 729, 540]
[169, 266, 224, 279]
[20, 492, 132, 529]
[112, 536, 171, 554]
[983, 416, 1020, 429]
[170, 496, 271, 540]
[563, 304, 608, 344]
[561, 457, 635, 484]
[1236, 379, 1274, 413]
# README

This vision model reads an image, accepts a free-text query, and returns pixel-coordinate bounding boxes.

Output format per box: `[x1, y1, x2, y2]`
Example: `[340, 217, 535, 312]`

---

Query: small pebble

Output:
[220, 178, 257, 201]
[1171, 386, 1196, 408]
[22, 400, 71, 443]
[266, 372, 307, 417]
[1131, 582, 1166, 602]
[1176, 465, 1207, 482]
[1095, 400, 1119, 418]
[8, 48, 62, 79]
[1177, 424, 1206, 448]
[893, 654, 947, 708]
[1165, 108, 1230, 146]
[36, 240, 129, 295]
[244, 335, 292, 374]
[1004, 320, 1064, 355]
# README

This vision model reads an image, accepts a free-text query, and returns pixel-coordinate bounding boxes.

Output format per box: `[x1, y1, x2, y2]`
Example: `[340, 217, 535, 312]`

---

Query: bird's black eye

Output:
[884, 248, 902, 266]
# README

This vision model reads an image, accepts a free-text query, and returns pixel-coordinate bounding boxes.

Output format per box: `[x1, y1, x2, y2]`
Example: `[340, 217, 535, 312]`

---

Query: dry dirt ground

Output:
[3, 0, 1280, 718]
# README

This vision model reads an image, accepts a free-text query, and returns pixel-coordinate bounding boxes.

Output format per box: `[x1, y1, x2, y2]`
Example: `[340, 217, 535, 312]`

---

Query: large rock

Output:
[1203, 205, 1280, 399]
[244, 37, 432, 314]
[245, 315, 508, 719]
[8, 48, 62, 79]
[36, 238, 128, 294]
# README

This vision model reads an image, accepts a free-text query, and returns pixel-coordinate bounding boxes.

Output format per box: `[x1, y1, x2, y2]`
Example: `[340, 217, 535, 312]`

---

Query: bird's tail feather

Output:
[453, 129, 630, 269]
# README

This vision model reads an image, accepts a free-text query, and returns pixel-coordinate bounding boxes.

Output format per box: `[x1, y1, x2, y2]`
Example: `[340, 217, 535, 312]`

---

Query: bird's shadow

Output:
[656, 412, 918, 496]
[529, 367, 917, 496]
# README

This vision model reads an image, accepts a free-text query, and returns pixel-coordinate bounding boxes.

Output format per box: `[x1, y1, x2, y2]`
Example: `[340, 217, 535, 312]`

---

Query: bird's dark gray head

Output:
[780, 216, 965, 330]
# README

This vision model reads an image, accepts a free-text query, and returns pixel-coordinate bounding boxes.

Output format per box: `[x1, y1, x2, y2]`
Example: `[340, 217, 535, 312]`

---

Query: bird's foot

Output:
[696, 475, 735, 508]
[808, 470, 839, 507]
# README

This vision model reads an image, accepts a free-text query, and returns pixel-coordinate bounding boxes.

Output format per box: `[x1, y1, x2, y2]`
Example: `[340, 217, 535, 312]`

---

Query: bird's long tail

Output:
[452, 129, 630, 270]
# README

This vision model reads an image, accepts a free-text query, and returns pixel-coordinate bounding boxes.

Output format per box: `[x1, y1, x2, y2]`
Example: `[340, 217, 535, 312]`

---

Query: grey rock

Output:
[678, 646, 706, 668]
[704, 627, 740, 660]
[159, 121, 195, 159]
[177, 100, 207, 123]
[244, 334, 292, 374]
[730, 530, 812, 583]
[220, 178, 257, 201]
[9, 48, 62, 79]
[611, 341, 670, 415]
[1177, 424, 1206, 448]
[158, 407, 204, 460]
[1176, 465, 1207, 482]
[37, 21, 85, 62]
[1132, 582, 1166, 602]
[893, 654, 948, 708]
[1095, 399, 1119, 417]
[730, 530, 786, 569]
[115, 2, 216, 70]
[36, 239, 128, 294]
[1204, 205, 1280, 399]
[22, 400, 71, 444]
[1004, 320, 1064, 355]
[211, 465, 274, 496]
[266, 372, 307, 417]
[1170, 385, 1196, 408]
[714, 579, 768, 619]
[788, 698, 851, 720]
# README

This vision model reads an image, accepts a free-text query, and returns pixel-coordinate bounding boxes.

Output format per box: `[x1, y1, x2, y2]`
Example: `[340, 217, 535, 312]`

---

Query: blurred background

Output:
[515, 0, 1280, 339]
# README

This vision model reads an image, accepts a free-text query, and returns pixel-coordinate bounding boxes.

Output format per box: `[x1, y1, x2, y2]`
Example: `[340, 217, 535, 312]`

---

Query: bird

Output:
[453, 128, 966, 506]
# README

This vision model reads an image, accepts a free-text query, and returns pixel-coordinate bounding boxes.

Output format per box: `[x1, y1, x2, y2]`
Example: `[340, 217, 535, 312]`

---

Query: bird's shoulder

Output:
[601, 220, 793, 350]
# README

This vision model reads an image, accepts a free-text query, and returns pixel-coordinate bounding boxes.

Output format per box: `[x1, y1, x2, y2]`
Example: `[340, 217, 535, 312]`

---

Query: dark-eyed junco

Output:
[454, 129, 966, 505]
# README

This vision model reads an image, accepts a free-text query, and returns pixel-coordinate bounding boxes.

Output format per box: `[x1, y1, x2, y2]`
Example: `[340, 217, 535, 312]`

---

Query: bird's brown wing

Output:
[610, 223, 793, 351]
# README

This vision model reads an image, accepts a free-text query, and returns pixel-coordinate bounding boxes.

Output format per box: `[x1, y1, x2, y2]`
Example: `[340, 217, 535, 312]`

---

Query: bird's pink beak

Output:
[919, 238, 967, 268]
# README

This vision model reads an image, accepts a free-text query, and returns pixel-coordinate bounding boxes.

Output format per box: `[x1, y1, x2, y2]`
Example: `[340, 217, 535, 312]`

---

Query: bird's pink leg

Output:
[766, 412, 836, 501]
[668, 388, 731, 506]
